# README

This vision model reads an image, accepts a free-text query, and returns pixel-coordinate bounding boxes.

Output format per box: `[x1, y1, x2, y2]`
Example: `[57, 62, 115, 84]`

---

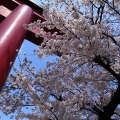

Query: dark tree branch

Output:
[112, 0, 115, 8]
[102, 33, 120, 48]
[89, 0, 99, 9]
[89, 1, 104, 24]
[94, 55, 120, 119]
[102, 84, 120, 118]
[22, 104, 35, 107]
[91, 4, 94, 24]
[102, 0, 120, 16]
[99, 5, 104, 23]
[95, 6, 101, 24]
[80, 106, 98, 114]
[94, 55, 120, 81]
[36, 96, 58, 120]
[50, 93, 63, 101]
[92, 105, 103, 115]
[114, 112, 120, 117]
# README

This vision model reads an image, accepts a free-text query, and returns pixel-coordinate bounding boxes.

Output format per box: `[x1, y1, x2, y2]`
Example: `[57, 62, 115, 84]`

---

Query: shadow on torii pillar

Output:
[0, 0, 60, 91]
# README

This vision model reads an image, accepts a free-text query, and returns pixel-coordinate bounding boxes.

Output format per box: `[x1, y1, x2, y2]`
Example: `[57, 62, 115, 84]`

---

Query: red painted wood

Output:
[0, 5, 11, 17]
[0, 0, 62, 46]
[0, 5, 34, 90]
[0, 0, 45, 46]
[0, 0, 45, 22]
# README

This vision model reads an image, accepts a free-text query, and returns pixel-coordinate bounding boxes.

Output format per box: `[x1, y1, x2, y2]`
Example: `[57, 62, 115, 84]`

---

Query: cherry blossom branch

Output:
[35, 96, 58, 120]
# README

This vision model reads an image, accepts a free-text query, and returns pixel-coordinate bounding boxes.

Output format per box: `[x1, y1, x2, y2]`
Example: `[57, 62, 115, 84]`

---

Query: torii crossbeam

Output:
[0, 0, 56, 91]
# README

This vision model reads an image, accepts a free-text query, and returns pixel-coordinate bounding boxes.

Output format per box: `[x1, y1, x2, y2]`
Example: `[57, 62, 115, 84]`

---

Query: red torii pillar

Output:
[0, 5, 34, 90]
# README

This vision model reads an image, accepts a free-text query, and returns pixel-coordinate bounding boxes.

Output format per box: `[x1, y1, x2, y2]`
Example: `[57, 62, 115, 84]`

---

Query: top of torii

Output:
[0, 0, 53, 45]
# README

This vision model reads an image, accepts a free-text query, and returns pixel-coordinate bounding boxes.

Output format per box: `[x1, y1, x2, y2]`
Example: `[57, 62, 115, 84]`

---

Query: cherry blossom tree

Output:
[0, 0, 120, 120]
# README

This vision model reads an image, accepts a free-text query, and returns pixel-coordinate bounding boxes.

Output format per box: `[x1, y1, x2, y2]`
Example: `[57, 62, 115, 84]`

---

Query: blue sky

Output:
[11, 39, 57, 73]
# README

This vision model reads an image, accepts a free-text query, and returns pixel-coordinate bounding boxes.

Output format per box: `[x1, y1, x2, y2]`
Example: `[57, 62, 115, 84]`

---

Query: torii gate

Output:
[0, 0, 57, 91]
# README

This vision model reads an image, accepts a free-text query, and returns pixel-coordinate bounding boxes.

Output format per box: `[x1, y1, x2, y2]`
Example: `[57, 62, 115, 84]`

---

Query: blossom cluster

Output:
[0, 0, 120, 119]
